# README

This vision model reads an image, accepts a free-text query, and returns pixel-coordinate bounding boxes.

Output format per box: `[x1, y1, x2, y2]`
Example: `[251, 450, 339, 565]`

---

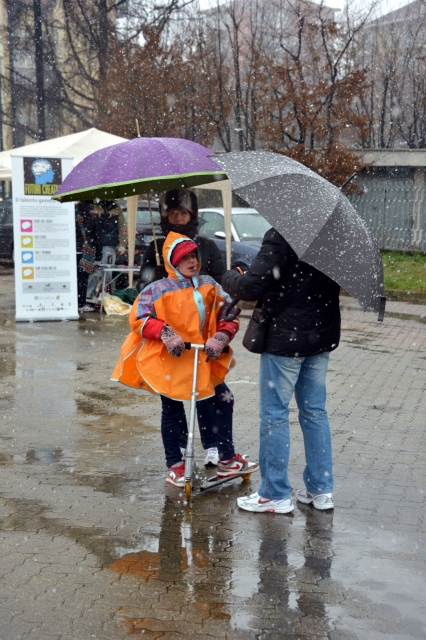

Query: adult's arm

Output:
[221, 228, 297, 300]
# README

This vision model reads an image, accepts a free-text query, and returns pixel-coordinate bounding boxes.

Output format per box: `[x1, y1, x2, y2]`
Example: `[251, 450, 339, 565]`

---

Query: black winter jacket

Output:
[137, 235, 225, 291]
[221, 228, 341, 357]
[75, 210, 97, 254]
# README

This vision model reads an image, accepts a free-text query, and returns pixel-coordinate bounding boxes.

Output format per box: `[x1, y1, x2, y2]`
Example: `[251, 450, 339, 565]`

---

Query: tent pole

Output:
[147, 193, 160, 266]
[222, 188, 232, 270]
[125, 194, 138, 286]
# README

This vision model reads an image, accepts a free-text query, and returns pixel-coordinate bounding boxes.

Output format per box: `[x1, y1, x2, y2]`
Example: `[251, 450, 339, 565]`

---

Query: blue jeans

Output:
[161, 382, 235, 467]
[258, 352, 333, 500]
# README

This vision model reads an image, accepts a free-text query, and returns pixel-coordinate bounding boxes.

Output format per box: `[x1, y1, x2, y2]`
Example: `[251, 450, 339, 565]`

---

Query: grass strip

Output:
[382, 251, 426, 293]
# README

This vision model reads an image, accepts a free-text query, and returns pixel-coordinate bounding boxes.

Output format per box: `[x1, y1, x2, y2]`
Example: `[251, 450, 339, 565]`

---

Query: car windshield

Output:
[232, 214, 271, 240]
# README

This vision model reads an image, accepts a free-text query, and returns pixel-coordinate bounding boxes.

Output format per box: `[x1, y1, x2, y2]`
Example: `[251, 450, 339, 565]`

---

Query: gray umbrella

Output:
[214, 151, 385, 317]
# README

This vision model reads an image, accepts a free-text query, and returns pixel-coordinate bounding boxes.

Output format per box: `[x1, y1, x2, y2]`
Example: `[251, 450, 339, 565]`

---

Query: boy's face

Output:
[176, 250, 198, 277]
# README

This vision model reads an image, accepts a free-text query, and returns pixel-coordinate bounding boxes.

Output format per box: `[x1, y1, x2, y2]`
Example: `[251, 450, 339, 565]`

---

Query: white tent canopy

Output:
[0, 128, 126, 180]
[1, 130, 234, 271]
[0, 128, 144, 273]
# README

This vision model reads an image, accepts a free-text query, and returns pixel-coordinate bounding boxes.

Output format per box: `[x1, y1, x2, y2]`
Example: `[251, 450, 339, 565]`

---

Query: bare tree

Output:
[354, 0, 426, 149]
[0, 0, 194, 146]
[249, 0, 372, 186]
[194, 7, 233, 150]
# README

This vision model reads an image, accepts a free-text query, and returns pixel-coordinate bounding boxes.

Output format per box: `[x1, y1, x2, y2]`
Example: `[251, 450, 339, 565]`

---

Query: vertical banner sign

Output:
[11, 155, 79, 321]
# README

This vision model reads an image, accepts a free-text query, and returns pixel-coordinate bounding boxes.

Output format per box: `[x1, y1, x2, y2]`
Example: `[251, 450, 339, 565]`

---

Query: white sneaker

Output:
[204, 447, 219, 467]
[237, 492, 294, 514]
[296, 488, 334, 510]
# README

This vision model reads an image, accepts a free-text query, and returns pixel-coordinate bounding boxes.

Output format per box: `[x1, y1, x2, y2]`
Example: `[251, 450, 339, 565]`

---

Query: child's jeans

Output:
[160, 382, 235, 467]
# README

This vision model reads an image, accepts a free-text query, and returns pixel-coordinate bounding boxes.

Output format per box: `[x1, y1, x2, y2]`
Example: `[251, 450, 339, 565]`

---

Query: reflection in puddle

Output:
[111, 497, 232, 635]
[110, 550, 160, 580]
[26, 448, 64, 464]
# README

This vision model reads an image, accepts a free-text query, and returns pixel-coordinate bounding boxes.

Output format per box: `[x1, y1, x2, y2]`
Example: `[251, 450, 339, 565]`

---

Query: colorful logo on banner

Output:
[22, 267, 34, 280]
[23, 157, 62, 196]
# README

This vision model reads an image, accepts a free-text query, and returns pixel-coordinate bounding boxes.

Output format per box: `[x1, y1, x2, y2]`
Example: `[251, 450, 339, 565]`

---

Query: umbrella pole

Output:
[147, 193, 161, 266]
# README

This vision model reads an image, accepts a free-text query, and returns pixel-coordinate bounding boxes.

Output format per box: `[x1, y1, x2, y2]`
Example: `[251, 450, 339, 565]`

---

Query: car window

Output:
[136, 208, 161, 225]
[199, 212, 224, 237]
[232, 214, 271, 240]
[122, 208, 160, 225]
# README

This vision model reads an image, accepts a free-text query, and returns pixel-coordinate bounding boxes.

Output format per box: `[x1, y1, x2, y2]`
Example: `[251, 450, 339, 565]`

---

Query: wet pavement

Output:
[0, 272, 425, 639]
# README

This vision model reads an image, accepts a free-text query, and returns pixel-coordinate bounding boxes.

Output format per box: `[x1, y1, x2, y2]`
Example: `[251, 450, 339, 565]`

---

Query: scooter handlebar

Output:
[184, 342, 229, 354]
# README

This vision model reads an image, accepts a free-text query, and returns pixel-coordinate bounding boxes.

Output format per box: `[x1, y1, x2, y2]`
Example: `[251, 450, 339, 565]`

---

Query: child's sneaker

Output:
[237, 492, 294, 514]
[166, 462, 185, 487]
[204, 447, 219, 467]
[78, 304, 96, 313]
[217, 453, 259, 478]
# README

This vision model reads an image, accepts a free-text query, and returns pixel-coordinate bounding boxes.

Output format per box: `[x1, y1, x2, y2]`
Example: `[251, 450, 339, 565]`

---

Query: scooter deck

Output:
[199, 473, 253, 492]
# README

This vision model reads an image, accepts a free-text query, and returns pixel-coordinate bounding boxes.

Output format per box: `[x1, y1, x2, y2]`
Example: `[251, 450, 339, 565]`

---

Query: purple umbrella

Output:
[52, 137, 226, 202]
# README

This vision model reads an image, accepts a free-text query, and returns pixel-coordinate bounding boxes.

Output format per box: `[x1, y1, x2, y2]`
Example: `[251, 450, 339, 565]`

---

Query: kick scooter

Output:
[183, 339, 257, 501]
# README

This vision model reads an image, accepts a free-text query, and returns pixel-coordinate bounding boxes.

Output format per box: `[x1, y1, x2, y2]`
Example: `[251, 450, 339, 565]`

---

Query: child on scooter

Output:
[112, 232, 258, 488]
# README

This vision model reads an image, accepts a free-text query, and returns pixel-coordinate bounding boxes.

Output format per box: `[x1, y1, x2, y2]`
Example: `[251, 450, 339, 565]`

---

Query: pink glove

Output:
[205, 331, 230, 360]
[161, 325, 185, 357]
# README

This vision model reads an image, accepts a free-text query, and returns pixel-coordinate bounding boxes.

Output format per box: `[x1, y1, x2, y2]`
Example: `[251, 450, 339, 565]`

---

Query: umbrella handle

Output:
[222, 297, 241, 322]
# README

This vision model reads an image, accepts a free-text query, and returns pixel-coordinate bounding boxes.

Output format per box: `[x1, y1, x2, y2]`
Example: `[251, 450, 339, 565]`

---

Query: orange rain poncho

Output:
[111, 232, 239, 401]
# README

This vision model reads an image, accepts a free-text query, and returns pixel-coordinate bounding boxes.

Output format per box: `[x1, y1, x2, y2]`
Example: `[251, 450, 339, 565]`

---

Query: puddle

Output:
[0, 344, 15, 378]
[66, 469, 152, 499]
[76, 388, 156, 417]
[26, 448, 65, 464]
[0, 453, 14, 466]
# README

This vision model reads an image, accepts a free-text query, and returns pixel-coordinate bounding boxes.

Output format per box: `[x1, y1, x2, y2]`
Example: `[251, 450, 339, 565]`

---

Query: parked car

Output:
[0, 199, 13, 262]
[198, 207, 271, 269]
[122, 200, 162, 252]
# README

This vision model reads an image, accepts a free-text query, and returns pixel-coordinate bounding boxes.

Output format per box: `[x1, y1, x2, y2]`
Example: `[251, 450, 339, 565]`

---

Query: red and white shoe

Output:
[166, 462, 185, 487]
[217, 453, 259, 478]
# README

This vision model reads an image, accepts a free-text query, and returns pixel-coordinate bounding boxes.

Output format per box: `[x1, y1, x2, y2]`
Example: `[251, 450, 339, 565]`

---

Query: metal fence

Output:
[346, 167, 426, 253]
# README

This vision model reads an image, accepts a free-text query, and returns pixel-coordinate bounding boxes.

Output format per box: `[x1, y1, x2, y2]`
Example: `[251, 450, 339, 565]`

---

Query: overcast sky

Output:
[197, 0, 416, 14]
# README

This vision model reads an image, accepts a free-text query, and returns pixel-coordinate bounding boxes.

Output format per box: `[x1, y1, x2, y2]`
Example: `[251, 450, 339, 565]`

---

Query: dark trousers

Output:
[160, 382, 235, 467]
[76, 256, 89, 308]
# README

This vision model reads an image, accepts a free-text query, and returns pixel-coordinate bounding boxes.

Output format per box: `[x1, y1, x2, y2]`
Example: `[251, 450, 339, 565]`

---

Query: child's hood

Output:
[163, 232, 201, 280]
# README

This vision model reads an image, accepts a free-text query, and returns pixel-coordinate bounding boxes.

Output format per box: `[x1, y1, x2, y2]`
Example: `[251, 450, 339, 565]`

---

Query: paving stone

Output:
[1, 278, 426, 638]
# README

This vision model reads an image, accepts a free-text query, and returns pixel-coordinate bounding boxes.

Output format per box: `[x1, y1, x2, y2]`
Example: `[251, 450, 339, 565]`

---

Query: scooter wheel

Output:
[185, 481, 191, 500]
[242, 474, 251, 482]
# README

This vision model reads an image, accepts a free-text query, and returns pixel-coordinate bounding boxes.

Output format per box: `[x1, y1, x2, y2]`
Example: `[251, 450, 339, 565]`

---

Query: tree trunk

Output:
[33, 0, 45, 140]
